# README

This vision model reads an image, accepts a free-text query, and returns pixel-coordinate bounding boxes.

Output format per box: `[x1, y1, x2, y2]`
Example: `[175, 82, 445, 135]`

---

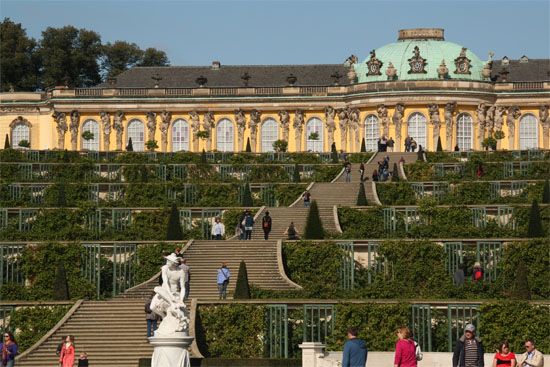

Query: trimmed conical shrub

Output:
[527, 200, 544, 237]
[304, 200, 324, 239]
[331, 142, 338, 163]
[436, 136, 443, 152]
[166, 203, 184, 240]
[245, 138, 251, 152]
[543, 180, 550, 204]
[53, 262, 70, 300]
[241, 183, 253, 206]
[292, 164, 300, 183]
[126, 137, 134, 151]
[201, 149, 207, 164]
[360, 138, 366, 152]
[510, 260, 531, 300]
[391, 162, 400, 182]
[356, 182, 368, 206]
[4, 134, 10, 149]
[57, 183, 67, 207]
[233, 260, 251, 299]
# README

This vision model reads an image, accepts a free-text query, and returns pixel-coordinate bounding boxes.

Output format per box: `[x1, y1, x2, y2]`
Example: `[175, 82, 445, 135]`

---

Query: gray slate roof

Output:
[491, 59, 550, 82]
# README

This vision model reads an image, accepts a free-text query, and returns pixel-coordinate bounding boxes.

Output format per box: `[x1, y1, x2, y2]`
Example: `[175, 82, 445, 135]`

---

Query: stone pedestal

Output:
[149, 333, 194, 367]
[299, 342, 325, 367]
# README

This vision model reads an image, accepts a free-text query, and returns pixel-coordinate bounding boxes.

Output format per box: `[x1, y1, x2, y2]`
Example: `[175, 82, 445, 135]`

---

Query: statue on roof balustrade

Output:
[278, 110, 290, 143]
[53, 111, 67, 149]
[69, 110, 80, 151]
[539, 105, 549, 149]
[392, 104, 404, 149]
[100, 112, 111, 151]
[506, 106, 521, 150]
[336, 108, 349, 151]
[444, 102, 456, 151]
[203, 112, 215, 151]
[146, 112, 157, 143]
[324, 106, 336, 148]
[235, 109, 246, 151]
[249, 109, 261, 153]
[189, 111, 200, 152]
[160, 111, 172, 152]
[293, 110, 305, 152]
[113, 111, 125, 151]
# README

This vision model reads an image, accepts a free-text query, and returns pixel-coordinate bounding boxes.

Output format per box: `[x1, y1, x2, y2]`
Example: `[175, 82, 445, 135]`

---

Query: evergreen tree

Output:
[527, 200, 544, 238]
[4, 134, 10, 149]
[356, 182, 368, 206]
[53, 262, 70, 300]
[304, 200, 324, 239]
[510, 260, 531, 300]
[57, 183, 67, 207]
[331, 142, 338, 163]
[543, 179, 550, 204]
[360, 138, 366, 152]
[292, 164, 300, 183]
[201, 149, 207, 164]
[233, 260, 251, 299]
[166, 202, 184, 240]
[245, 137, 251, 152]
[391, 162, 400, 182]
[241, 183, 253, 206]
[126, 137, 133, 151]
[436, 136, 443, 152]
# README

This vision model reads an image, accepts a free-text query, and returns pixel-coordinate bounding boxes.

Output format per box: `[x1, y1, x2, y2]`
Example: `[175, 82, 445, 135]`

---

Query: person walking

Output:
[410, 138, 418, 152]
[452, 324, 485, 367]
[1, 332, 17, 367]
[372, 169, 379, 182]
[516, 339, 544, 367]
[359, 162, 365, 182]
[344, 162, 352, 182]
[302, 190, 311, 208]
[387, 137, 395, 152]
[238, 209, 247, 240]
[180, 258, 191, 300]
[492, 341, 516, 367]
[211, 216, 225, 240]
[394, 326, 417, 367]
[342, 327, 368, 367]
[262, 211, 272, 240]
[216, 263, 231, 300]
[145, 293, 159, 337]
[243, 211, 254, 240]
[59, 335, 75, 367]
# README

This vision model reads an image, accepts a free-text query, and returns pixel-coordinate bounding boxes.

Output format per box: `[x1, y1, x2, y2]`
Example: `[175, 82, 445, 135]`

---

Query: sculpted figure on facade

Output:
[69, 110, 80, 151]
[203, 112, 215, 151]
[234, 109, 247, 151]
[113, 111, 125, 150]
[348, 107, 361, 151]
[494, 106, 505, 132]
[53, 111, 67, 149]
[444, 102, 456, 151]
[428, 104, 441, 149]
[100, 112, 111, 151]
[293, 110, 305, 152]
[377, 104, 389, 138]
[160, 111, 172, 152]
[506, 106, 521, 149]
[392, 103, 405, 148]
[324, 106, 336, 148]
[189, 111, 200, 152]
[249, 109, 261, 153]
[476, 103, 487, 148]
[146, 112, 157, 143]
[486, 105, 496, 133]
[278, 110, 290, 142]
[539, 105, 549, 148]
[337, 108, 349, 151]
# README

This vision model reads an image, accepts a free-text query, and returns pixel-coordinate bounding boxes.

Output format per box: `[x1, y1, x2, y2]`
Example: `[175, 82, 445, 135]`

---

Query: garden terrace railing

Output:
[427, 149, 549, 163]
[0, 301, 74, 331]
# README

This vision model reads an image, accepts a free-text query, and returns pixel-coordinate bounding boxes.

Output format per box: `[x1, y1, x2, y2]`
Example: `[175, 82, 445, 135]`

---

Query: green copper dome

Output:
[354, 28, 486, 83]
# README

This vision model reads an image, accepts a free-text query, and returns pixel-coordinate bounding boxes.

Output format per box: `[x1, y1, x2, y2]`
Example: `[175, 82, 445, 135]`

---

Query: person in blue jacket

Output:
[342, 327, 368, 367]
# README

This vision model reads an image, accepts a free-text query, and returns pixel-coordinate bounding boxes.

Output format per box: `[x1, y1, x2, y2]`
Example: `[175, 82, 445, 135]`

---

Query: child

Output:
[78, 352, 89, 367]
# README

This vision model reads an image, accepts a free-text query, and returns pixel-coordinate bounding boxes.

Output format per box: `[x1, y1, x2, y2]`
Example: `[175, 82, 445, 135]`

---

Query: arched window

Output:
[306, 118, 324, 152]
[127, 119, 145, 151]
[261, 119, 279, 152]
[519, 114, 538, 149]
[216, 119, 234, 152]
[456, 113, 473, 151]
[364, 115, 379, 151]
[81, 119, 100, 151]
[172, 119, 189, 152]
[10, 118, 31, 149]
[407, 112, 427, 150]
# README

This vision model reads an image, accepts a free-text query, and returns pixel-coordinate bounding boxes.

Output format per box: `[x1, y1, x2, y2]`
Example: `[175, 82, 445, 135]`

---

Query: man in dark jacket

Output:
[452, 324, 484, 367]
[342, 327, 367, 367]
[262, 211, 272, 240]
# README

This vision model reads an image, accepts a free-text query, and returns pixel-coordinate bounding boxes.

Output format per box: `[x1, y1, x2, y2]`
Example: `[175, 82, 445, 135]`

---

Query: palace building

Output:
[1, 28, 549, 153]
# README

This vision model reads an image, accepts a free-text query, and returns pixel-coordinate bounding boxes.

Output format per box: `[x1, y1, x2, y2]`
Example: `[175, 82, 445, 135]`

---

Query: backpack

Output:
[263, 218, 270, 229]
[414, 341, 423, 361]
[145, 301, 152, 314]
[474, 269, 483, 281]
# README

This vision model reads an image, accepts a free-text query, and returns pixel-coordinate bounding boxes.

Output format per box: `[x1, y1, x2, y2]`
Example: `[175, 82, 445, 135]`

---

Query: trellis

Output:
[503, 162, 514, 178]
[496, 206, 515, 229]
[490, 182, 501, 200]
[519, 161, 532, 176]
[471, 208, 487, 228]
[302, 304, 334, 344]
[337, 242, 354, 290]
[0, 244, 25, 288]
[266, 305, 288, 358]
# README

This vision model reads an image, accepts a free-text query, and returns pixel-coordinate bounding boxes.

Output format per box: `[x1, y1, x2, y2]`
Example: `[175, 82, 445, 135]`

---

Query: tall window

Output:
[172, 119, 189, 152]
[306, 118, 324, 152]
[407, 112, 427, 150]
[127, 119, 145, 151]
[456, 113, 473, 151]
[364, 115, 379, 151]
[216, 119, 234, 152]
[261, 119, 279, 152]
[519, 114, 538, 149]
[11, 122, 30, 149]
[82, 119, 100, 151]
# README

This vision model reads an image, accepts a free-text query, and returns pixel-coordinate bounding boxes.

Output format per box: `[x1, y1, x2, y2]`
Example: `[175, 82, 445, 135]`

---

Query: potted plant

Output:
[482, 137, 497, 151]
[18, 140, 31, 149]
[308, 132, 319, 141]
[493, 130, 505, 150]
[81, 131, 94, 141]
[272, 139, 288, 153]
[196, 131, 209, 140]
[145, 139, 159, 151]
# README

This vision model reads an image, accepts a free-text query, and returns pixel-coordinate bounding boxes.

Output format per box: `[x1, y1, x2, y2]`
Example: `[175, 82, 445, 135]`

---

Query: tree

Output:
[245, 138, 251, 152]
[166, 203, 184, 240]
[200, 149, 207, 164]
[510, 260, 531, 300]
[233, 260, 251, 299]
[436, 136, 443, 152]
[0, 18, 39, 91]
[292, 164, 300, 183]
[272, 139, 288, 153]
[241, 183, 253, 206]
[146, 140, 158, 151]
[391, 162, 400, 182]
[101, 41, 144, 79]
[126, 137, 134, 152]
[360, 138, 366, 153]
[53, 262, 70, 300]
[543, 180, 550, 204]
[139, 47, 170, 67]
[527, 200, 543, 238]
[356, 182, 368, 206]
[304, 200, 324, 239]
[331, 142, 338, 163]
[39, 26, 102, 87]
[4, 134, 9, 149]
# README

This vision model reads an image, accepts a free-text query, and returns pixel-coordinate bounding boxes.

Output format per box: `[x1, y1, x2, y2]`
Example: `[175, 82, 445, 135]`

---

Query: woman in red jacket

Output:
[59, 335, 75, 367]
[394, 326, 417, 367]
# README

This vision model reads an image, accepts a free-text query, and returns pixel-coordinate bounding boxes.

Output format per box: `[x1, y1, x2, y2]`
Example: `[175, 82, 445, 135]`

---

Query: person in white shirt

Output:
[211, 217, 225, 240]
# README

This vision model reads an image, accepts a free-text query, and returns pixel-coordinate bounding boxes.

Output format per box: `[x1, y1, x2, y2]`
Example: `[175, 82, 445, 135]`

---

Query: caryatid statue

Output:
[428, 104, 441, 149]
[113, 111, 125, 150]
[53, 111, 67, 149]
[235, 109, 247, 151]
[100, 111, 111, 151]
[160, 111, 172, 152]
[539, 105, 549, 149]
[189, 111, 200, 152]
[293, 110, 305, 152]
[377, 104, 389, 138]
[347, 107, 361, 151]
[249, 109, 261, 152]
[506, 106, 521, 149]
[202, 112, 215, 151]
[391, 104, 404, 149]
[324, 106, 336, 148]
[278, 110, 290, 142]
[336, 108, 349, 151]
[146, 112, 157, 143]
[476, 103, 487, 148]
[494, 106, 505, 132]
[444, 102, 457, 151]
[485, 105, 496, 134]
[69, 110, 80, 151]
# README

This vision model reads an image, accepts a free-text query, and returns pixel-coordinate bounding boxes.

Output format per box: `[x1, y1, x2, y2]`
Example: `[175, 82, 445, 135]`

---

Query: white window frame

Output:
[364, 114, 379, 152]
[12, 123, 30, 149]
[81, 119, 100, 151]
[306, 117, 324, 152]
[216, 119, 234, 152]
[456, 113, 473, 151]
[172, 119, 189, 152]
[407, 112, 427, 150]
[261, 118, 279, 152]
[519, 114, 538, 150]
[127, 119, 145, 151]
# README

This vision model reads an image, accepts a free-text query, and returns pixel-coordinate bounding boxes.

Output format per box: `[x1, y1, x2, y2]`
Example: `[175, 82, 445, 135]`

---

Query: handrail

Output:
[188, 298, 204, 358]
[371, 181, 382, 205]
[276, 240, 303, 290]
[332, 205, 343, 233]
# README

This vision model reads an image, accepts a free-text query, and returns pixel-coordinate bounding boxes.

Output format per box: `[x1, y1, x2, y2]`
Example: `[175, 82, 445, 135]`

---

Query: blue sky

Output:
[2, 0, 549, 66]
